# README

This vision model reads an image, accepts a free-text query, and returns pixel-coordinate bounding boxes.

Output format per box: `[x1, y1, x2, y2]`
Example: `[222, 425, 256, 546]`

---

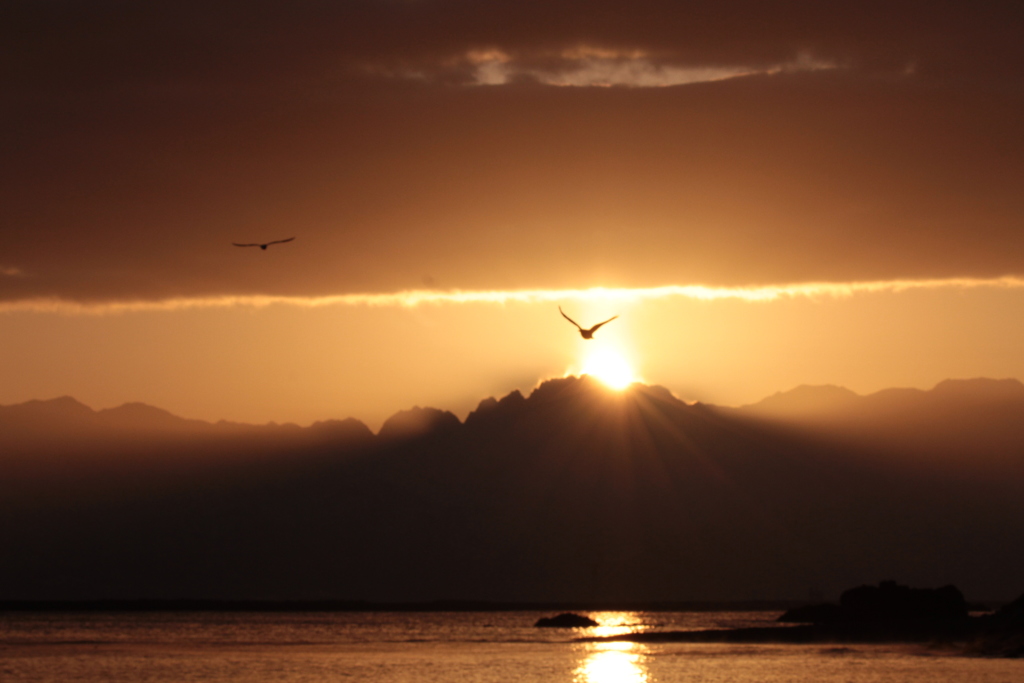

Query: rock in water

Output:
[535, 612, 599, 628]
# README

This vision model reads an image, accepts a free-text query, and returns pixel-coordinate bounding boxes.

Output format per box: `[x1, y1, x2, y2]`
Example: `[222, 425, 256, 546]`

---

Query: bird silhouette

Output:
[232, 237, 295, 250]
[559, 306, 618, 339]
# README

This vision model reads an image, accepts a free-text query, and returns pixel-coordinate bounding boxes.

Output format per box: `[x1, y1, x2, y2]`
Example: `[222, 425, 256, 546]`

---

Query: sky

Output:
[3, 0, 1024, 429]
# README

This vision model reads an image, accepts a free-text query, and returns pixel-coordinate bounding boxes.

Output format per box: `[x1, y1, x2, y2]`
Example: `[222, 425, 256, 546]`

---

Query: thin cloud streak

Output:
[400, 48, 838, 87]
[5, 276, 1024, 316]
[525, 53, 838, 88]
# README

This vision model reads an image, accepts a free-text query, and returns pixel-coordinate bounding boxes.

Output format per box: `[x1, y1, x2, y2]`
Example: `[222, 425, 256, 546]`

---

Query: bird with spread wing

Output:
[559, 306, 618, 339]
[232, 237, 295, 250]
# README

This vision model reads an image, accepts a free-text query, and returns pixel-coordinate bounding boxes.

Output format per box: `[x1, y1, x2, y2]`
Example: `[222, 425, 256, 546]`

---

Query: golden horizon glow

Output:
[6, 279, 1024, 429]
[7, 275, 1024, 315]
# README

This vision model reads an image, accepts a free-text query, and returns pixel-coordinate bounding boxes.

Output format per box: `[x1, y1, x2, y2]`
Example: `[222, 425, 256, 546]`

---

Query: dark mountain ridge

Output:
[745, 377, 1024, 417]
[2, 376, 1023, 603]
[5, 375, 1021, 444]
[0, 395, 375, 455]
[739, 378, 1024, 475]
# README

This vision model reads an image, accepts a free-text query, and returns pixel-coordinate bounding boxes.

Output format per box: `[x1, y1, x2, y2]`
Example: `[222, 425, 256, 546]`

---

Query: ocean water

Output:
[1, 611, 1021, 682]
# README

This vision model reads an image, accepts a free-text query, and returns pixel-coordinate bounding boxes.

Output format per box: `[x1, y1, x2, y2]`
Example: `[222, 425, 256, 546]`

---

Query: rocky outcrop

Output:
[780, 581, 968, 623]
[971, 593, 1024, 657]
[772, 582, 975, 643]
[839, 581, 968, 621]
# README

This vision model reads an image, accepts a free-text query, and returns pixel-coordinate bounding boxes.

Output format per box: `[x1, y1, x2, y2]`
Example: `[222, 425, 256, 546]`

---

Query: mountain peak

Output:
[527, 374, 655, 403]
[378, 406, 461, 440]
[930, 377, 1024, 401]
[0, 395, 95, 430]
[465, 389, 526, 427]
[742, 384, 861, 417]
[11, 395, 94, 414]
[96, 402, 188, 431]
[307, 417, 374, 442]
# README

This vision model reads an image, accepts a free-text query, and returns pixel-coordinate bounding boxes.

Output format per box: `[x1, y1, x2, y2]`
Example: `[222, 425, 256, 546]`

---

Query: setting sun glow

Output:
[581, 349, 637, 390]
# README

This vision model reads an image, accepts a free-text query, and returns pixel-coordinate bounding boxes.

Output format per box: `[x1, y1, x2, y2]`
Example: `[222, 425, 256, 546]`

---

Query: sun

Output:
[581, 348, 637, 390]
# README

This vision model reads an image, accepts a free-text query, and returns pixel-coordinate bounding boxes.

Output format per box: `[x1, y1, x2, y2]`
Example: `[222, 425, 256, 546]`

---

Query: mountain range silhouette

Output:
[2, 376, 1023, 603]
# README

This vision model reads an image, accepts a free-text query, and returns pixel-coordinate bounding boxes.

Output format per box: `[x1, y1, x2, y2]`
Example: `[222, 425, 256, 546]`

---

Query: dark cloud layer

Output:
[6, 1, 1024, 86]
[3, 1, 1024, 302]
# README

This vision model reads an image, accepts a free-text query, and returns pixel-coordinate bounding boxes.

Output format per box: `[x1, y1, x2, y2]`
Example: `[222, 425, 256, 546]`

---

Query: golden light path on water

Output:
[574, 613, 651, 683]
[6, 275, 1024, 314]
[575, 643, 650, 683]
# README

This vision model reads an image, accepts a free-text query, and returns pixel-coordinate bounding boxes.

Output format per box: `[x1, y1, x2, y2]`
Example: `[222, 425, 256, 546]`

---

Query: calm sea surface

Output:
[1, 611, 1021, 682]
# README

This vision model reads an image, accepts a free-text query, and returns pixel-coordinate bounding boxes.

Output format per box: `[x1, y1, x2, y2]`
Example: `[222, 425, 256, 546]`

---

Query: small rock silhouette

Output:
[535, 612, 599, 628]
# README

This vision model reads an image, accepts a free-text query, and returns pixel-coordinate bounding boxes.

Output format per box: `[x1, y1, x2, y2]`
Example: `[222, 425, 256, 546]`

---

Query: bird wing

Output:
[588, 315, 619, 333]
[266, 237, 295, 246]
[232, 243, 259, 247]
[559, 306, 583, 329]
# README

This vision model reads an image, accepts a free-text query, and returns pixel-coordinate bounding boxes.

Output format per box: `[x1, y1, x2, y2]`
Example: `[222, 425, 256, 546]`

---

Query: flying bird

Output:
[232, 237, 295, 250]
[559, 306, 618, 340]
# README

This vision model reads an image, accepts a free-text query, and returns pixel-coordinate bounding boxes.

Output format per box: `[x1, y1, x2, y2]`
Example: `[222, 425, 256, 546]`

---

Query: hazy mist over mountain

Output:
[2, 377, 1023, 603]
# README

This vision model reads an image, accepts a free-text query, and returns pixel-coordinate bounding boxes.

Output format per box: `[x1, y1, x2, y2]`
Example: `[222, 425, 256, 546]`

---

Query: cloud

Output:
[5, 276, 1024, 316]
[5, 1, 1021, 96]
[0, 267, 23, 277]
[396, 46, 838, 87]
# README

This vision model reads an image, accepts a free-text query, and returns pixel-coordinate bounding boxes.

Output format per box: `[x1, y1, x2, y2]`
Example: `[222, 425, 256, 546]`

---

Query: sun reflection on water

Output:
[574, 642, 650, 683]
[573, 613, 650, 683]
[588, 611, 648, 638]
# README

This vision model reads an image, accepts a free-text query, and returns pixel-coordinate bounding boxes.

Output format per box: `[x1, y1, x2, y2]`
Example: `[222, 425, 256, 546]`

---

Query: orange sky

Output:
[3, 1, 1024, 427]
[4, 282, 1024, 430]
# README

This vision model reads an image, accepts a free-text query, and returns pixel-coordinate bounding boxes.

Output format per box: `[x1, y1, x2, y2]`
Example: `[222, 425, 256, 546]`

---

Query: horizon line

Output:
[5, 275, 1024, 315]
[9, 374, 1023, 433]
